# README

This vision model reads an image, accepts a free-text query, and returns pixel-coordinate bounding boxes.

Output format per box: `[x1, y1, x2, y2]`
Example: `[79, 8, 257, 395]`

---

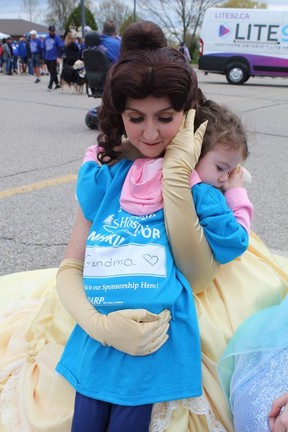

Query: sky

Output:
[1, 0, 288, 22]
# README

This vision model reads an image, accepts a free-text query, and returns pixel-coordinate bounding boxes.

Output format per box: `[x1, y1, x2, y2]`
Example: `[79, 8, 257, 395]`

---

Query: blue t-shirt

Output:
[100, 34, 120, 63]
[29, 38, 42, 55]
[56, 159, 202, 406]
[18, 41, 27, 57]
[43, 34, 63, 60]
[56, 158, 249, 406]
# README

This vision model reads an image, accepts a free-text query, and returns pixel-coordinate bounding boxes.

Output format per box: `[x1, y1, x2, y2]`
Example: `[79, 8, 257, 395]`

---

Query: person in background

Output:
[12, 40, 19, 74]
[82, 25, 93, 51]
[84, 30, 107, 54]
[0, 39, 4, 72]
[25, 33, 33, 75]
[75, 36, 83, 58]
[63, 31, 80, 66]
[38, 34, 49, 76]
[43, 25, 64, 91]
[18, 36, 28, 74]
[29, 30, 43, 83]
[100, 19, 121, 63]
[178, 41, 191, 63]
[7, 38, 14, 72]
[2, 37, 13, 75]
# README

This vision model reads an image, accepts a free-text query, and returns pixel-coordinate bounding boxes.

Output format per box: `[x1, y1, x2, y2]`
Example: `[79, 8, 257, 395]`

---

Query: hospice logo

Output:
[218, 24, 231, 38]
[103, 213, 160, 239]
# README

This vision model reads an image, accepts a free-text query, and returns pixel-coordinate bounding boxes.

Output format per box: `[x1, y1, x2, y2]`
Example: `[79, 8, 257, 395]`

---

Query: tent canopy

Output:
[0, 32, 10, 39]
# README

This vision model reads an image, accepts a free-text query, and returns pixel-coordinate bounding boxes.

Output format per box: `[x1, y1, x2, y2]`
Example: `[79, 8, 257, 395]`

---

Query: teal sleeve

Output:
[192, 183, 249, 264]
[76, 159, 132, 221]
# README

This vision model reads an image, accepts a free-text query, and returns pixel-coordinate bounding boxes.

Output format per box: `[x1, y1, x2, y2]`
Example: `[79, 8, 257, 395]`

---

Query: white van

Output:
[198, 8, 288, 84]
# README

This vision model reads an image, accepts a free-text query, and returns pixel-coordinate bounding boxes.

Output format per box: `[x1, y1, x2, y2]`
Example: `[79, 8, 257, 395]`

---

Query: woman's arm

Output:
[57, 206, 171, 356]
[63, 206, 90, 260]
[162, 110, 219, 294]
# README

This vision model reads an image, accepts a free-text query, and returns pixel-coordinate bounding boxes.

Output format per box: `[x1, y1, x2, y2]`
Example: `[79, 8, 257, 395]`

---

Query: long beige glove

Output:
[162, 109, 219, 294]
[56, 258, 171, 356]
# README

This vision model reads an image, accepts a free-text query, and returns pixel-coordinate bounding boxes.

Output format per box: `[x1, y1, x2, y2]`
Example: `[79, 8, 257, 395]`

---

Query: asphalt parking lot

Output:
[0, 71, 287, 276]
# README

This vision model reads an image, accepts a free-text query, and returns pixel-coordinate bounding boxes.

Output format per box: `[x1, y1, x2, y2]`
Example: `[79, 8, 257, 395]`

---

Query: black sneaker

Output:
[35, 78, 41, 83]
[54, 84, 61, 90]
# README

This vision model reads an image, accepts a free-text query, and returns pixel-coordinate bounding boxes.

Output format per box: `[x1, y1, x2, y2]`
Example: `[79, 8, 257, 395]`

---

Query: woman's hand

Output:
[163, 109, 207, 173]
[269, 393, 288, 431]
[98, 308, 171, 356]
[57, 256, 171, 357]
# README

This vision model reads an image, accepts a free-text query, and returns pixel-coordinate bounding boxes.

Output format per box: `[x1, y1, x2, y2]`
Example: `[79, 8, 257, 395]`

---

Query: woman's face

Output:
[122, 96, 184, 158]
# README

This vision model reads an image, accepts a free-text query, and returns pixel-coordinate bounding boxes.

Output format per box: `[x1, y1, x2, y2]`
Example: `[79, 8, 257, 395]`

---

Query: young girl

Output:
[191, 100, 253, 263]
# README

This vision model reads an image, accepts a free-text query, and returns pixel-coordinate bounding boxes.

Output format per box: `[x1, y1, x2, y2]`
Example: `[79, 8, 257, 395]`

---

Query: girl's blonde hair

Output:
[64, 31, 74, 46]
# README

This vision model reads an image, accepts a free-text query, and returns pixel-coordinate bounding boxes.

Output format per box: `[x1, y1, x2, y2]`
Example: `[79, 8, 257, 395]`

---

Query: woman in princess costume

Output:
[0, 21, 287, 432]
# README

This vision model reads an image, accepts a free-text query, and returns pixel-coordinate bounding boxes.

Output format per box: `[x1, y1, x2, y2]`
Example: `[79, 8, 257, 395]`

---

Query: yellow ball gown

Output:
[0, 232, 287, 432]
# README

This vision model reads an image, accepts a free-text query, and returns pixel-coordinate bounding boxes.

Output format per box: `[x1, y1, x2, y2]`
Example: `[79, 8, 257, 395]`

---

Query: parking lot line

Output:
[0, 174, 77, 199]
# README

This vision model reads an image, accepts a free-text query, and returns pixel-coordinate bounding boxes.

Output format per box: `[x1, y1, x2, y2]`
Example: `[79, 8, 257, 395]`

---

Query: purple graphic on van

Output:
[206, 52, 288, 76]
[219, 25, 231, 37]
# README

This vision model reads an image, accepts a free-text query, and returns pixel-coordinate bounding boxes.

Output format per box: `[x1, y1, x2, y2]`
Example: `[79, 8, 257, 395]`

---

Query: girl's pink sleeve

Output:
[82, 145, 103, 164]
[224, 188, 253, 232]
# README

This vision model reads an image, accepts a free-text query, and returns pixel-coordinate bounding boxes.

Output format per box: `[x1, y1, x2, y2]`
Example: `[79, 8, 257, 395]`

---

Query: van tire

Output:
[226, 63, 249, 85]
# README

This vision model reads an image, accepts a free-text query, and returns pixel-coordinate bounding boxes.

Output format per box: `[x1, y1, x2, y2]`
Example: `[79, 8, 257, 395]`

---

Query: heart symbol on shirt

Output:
[143, 254, 158, 266]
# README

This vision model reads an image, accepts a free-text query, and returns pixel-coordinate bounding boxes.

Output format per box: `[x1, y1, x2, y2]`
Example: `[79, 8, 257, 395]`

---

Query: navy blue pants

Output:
[71, 392, 153, 432]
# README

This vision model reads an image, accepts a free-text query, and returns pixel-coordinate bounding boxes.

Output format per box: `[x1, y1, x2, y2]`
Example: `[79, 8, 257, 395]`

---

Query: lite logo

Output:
[218, 24, 231, 38]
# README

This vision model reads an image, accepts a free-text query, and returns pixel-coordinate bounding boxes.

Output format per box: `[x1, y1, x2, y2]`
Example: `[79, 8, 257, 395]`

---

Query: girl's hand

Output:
[221, 166, 245, 192]
[221, 166, 252, 192]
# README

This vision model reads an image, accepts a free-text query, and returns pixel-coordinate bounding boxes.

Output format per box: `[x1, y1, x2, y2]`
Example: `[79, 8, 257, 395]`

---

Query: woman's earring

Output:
[121, 133, 128, 143]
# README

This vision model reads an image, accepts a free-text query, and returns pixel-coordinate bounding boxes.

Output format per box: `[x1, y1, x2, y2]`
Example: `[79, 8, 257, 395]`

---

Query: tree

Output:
[21, 0, 40, 22]
[45, 0, 78, 30]
[93, 0, 132, 34]
[65, 4, 97, 33]
[139, 0, 219, 45]
[119, 15, 140, 35]
[219, 0, 267, 7]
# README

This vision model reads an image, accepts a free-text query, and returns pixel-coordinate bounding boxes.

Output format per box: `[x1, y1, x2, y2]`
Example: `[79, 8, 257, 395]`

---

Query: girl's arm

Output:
[193, 184, 249, 264]
[222, 167, 253, 233]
